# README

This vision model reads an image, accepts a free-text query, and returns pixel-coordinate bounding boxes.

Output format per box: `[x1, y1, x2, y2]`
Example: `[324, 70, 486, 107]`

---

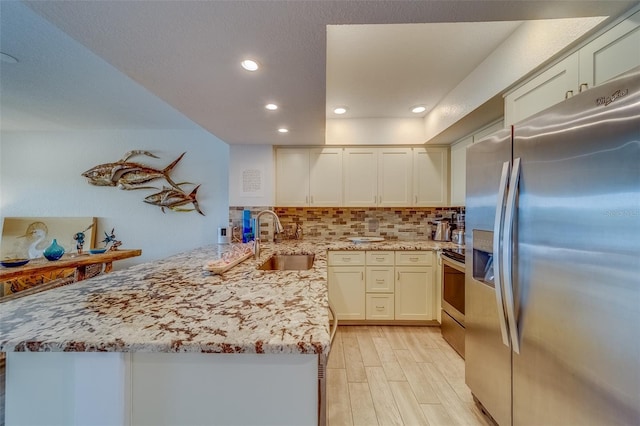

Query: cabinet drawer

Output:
[365, 251, 394, 265]
[395, 251, 433, 266]
[328, 251, 365, 266]
[366, 266, 394, 292]
[366, 294, 395, 320]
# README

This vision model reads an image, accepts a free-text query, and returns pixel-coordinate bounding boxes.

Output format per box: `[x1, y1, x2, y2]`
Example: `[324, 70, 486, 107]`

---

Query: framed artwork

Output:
[1, 217, 97, 260]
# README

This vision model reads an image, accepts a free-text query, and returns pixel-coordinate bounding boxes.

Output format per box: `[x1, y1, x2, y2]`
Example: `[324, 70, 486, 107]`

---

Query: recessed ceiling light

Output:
[278, 128, 289, 133]
[411, 105, 427, 114]
[0, 52, 19, 64]
[265, 103, 278, 111]
[241, 59, 260, 71]
[334, 107, 348, 115]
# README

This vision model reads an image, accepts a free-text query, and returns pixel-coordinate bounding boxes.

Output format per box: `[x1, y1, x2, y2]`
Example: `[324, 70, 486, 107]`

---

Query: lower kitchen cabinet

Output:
[327, 265, 365, 320]
[395, 266, 435, 321]
[328, 249, 436, 323]
[366, 293, 394, 320]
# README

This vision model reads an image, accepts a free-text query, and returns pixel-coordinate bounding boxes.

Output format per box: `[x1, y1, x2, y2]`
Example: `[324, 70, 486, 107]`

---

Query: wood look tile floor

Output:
[327, 326, 491, 426]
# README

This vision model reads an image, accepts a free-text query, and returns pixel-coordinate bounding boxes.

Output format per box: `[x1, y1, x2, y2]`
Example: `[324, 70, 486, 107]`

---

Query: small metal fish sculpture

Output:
[81, 151, 185, 190]
[144, 185, 205, 216]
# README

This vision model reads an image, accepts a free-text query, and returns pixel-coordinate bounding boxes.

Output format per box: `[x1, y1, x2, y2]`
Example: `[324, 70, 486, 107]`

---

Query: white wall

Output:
[228, 145, 275, 207]
[0, 129, 229, 268]
[325, 117, 425, 145]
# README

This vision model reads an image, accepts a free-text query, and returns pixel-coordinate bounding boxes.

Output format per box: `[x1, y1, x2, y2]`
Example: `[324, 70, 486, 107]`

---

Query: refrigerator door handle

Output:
[493, 161, 511, 347]
[503, 157, 521, 354]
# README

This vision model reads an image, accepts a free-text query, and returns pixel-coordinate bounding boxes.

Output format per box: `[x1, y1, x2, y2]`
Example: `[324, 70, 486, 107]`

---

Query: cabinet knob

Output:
[565, 90, 574, 99]
[375, 257, 385, 261]
[342, 257, 351, 262]
[410, 257, 419, 262]
[375, 279, 384, 283]
[579, 83, 589, 93]
[376, 306, 384, 310]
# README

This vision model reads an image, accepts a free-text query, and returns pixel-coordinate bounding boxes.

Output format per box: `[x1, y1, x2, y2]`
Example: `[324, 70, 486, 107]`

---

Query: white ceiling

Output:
[1, 1, 637, 145]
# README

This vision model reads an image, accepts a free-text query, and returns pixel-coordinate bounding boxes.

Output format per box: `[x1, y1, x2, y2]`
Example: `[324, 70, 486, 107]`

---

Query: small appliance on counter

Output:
[433, 220, 451, 241]
[451, 229, 465, 245]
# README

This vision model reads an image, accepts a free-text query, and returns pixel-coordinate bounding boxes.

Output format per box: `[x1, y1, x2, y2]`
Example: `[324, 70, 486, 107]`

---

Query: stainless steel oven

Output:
[441, 248, 465, 358]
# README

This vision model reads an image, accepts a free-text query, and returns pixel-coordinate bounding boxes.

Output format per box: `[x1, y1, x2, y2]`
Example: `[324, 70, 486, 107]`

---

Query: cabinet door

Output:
[450, 136, 473, 206]
[579, 10, 640, 88]
[343, 148, 377, 207]
[413, 147, 448, 206]
[504, 52, 579, 126]
[309, 148, 343, 206]
[328, 266, 365, 320]
[275, 149, 309, 206]
[395, 266, 435, 320]
[377, 148, 412, 206]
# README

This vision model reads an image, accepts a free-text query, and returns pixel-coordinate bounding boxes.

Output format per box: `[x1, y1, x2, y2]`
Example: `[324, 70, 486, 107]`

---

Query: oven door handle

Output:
[493, 161, 511, 347]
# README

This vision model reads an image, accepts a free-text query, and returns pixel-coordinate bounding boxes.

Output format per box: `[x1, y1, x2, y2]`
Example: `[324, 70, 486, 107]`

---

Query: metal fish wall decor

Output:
[82, 151, 205, 216]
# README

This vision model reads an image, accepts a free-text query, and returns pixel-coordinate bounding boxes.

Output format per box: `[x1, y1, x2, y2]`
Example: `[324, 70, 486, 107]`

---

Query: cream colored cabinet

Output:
[343, 148, 378, 206]
[579, 10, 640, 88]
[413, 147, 448, 207]
[276, 148, 310, 206]
[394, 251, 435, 321]
[449, 136, 472, 206]
[505, 52, 580, 126]
[328, 251, 366, 320]
[365, 251, 394, 320]
[309, 148, 343, 206]
[366, 294, 394, 320]
[343, 147, 412, 207]
[276, 148, 342, 206]
[505, 10, 640, 126]
[450, 119, 503, 206]
[328, 250, 435, 322]
[378, 148, 413, 206]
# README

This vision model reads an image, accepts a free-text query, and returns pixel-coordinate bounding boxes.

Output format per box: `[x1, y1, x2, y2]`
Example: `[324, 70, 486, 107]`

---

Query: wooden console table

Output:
[0, 249, 142, 282]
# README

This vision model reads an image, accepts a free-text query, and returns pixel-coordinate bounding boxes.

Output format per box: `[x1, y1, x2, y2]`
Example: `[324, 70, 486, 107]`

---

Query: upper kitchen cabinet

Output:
[378, 148, 413, 206]
[413, 147, 448, 207]
[449, 136, 473, 207]
[504, 52, 580, 126]
[276, 148, 343, 206]
[343, 147, 379, 206]
[505, 10, 640, 126]
[579, 10, 640, 88]
[343, 147, 413, 207]
[450, 119, 503, 206]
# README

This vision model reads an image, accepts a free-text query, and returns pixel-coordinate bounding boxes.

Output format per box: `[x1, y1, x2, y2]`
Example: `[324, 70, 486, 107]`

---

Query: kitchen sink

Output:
[257, 254, 315, 271]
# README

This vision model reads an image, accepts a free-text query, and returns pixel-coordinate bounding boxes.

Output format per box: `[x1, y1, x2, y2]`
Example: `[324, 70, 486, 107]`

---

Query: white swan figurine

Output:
[25, 228, 48, 259]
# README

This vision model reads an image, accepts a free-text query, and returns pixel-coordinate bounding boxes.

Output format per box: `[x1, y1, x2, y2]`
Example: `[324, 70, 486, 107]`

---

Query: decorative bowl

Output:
[1, 258, 30, 268]
[89, 248, 107, 255]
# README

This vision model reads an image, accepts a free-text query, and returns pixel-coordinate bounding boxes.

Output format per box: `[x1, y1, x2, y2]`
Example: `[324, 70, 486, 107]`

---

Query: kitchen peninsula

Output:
[1, 242, 330, 425]
[0, 238, 456, 425]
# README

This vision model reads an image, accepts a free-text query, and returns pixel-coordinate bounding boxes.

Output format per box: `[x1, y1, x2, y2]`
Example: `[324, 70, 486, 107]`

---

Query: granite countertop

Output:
[0, 238, 459, 356]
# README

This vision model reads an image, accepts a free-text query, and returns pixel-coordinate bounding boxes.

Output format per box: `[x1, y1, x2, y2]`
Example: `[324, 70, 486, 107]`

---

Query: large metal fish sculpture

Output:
[143, 185, 204, 216]
[81, 150, 185, 190]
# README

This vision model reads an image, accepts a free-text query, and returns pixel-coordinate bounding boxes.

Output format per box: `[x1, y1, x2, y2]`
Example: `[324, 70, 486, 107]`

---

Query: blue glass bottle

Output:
[43, 239, 65, 261]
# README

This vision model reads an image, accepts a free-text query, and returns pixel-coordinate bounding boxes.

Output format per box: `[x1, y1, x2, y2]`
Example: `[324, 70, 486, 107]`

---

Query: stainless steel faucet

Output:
[254, 210, 284, 259]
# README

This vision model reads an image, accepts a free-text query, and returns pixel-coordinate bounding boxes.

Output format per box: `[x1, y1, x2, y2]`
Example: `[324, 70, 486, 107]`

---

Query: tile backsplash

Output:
[229, 206, 464, 241]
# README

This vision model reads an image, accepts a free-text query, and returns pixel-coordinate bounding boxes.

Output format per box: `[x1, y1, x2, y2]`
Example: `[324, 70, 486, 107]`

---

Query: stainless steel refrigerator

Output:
[465, 67, 640, 425]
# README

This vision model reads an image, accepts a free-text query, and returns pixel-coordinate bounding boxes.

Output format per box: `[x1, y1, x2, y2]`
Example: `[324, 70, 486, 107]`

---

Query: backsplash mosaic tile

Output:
[229, 206, 465, 241]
